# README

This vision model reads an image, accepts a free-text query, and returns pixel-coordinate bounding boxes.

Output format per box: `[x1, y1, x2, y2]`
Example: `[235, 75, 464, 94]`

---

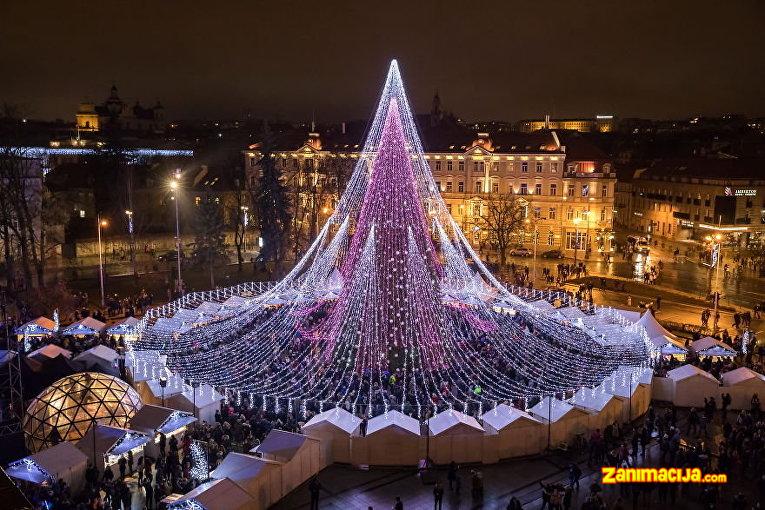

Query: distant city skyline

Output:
[2, 1, 764, 123]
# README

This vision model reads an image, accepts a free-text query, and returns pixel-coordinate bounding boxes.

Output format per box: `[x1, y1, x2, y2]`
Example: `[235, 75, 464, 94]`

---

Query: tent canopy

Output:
[76, 425, 150, 457]
[481, 404, 540, 432]
[169, 477, 255, 510]
[367, 410, 421, 436]
[638, 310, 687, 353]
[252, 429, 312, 462]
[6, 442, 88, 485]
[107, 317, 140, 335]
[28, 344, 72, 360]
[691, 337, 737, 357]
[428, 409, 483, 436]
[721, 367, 765, 386]
[129, 404, 196, 435]
[667, 364, 719, 384]
[62, 317, 106, 336]
[15, 316, 56, 336]
[303, 407, 361, 434]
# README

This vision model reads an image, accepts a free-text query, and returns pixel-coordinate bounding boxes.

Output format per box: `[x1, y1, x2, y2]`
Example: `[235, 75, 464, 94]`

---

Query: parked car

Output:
[157, 250, 184, 262]
[541, 249, 564, 259]
[636, 238, 651, 254]
[509, 247, 532, 257]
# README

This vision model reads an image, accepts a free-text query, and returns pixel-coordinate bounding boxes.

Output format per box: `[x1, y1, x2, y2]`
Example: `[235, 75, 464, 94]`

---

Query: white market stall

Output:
[667, 364, 720, 408]
[62, 317, 107, 338]
[251, 429, 321, 495]
[27, 343, 72, 361]
[166, 383, 225, 424]
[76, 424, 151, 473]
[168, 477, 256, 510]
[529, 396, 590, 449]
[721, 367, 765, 410]
[6, 442, 89, 495]
[107, 316, 141, 340]
[73, 345, 120, 375]
[428, 409, 484, 464]
[15, 316, 57, 350]
[354, 410, 422, 466]
[570, 386, 622, 431]
[691, 337, 737, 358]
[604, 370, 652, 422]
[301, 407, 360, 465]
[211, 452, 283, 509]
[481, 404, 544, 461]
[137, 373, 186, 405]
[128, 404, 196, 457]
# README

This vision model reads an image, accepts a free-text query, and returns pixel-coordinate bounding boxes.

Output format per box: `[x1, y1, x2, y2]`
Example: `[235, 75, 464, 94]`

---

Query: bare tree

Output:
[478, 193, 526, 267]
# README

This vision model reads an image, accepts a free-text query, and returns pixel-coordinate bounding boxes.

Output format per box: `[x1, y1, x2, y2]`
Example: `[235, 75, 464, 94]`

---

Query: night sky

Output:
[2, 0, 764, 123]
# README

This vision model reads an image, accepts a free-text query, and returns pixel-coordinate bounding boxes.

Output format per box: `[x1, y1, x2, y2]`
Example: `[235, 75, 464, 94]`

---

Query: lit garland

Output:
[134, 60, 649, 420]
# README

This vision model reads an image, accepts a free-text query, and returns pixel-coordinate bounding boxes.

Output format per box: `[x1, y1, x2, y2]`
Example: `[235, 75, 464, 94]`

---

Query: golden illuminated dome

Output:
[23, 372, 142, 453]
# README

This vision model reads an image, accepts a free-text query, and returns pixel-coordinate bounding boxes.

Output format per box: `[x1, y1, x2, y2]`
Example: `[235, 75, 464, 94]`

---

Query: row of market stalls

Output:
[15, 316, 141, 342]
[164, 429, 322, 510]
[651, 364, 765, 409]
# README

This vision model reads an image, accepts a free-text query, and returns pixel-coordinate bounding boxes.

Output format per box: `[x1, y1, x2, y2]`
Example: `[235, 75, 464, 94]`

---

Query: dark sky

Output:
[2, 0, 764, 123]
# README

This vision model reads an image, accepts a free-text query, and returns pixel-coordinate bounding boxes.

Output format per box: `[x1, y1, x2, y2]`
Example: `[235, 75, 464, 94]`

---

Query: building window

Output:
[551, 162, 558, 173]
[473, 203, 481, 216]
[567, 208, 574, 220]
[249, 157, 256, 166]
[521, 161, 528, 172]
[549, 207, 556, 220]
[601, 208, 606, 221]
[435, 181, 441, 192]
[492, 182, 499, 193]
[473, 230, 480, 241]
[446, 203, 452, 214]
[550, 183, 557, 196]
[447, 160, 453, 171]
[533, 207, 541, 219]
[446, 181, 453, 192]
[568, 186, 575, 197]
[520, 183, 528, 195]
[601, 184, 608, 197]
[547, 232, 555, 246]
[458, 181, 464, 193]
[459, 160, 465, 171]
[536, 161, 543, 173]
[535, 183, 543, 195]
[435, 160, 442, 171]
[581, 184, 590, 197]
[475, 180, 482, 193]
[565, 231, 587, 250]
[292, 158, 298, 168]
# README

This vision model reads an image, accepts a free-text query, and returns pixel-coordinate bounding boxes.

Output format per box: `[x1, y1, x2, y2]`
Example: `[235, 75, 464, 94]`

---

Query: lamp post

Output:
[241, 206, 249, 253]
[572, 217, 581, 265]
[125, 210, 136, 278]
[713, 233, 722, 333]
[170, 172, 182, 293]
[97, 215, 108, 307]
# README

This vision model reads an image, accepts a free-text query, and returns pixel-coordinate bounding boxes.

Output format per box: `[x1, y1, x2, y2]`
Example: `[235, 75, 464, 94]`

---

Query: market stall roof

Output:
[171, 383, 224, 409]
[428, 409, 483, 436]
[0, 468, 32, 509]
[251, 429, 312, 462]
[481, 404, 541, 432]
[614, 366, 654, 386]
[222, 295, 249, 308]
[529, 396, 577, 423]
[195, 301, 222, 315]
[128, 404, 196, 435]
[62, 317, 106, 336]
[168, 477, 255, 510]
[637, 310, 687, 351]
[76, 425, 150, 457]
[106, 317, 141, 335]
[28, 344, 72, 360]
[210, 452, 278, 481]
[144, 374, 186, 399]
[667, 364, 719, 384]
[721, 367, 765, 386]
[570, 386, 617, 413]
[367, 410, 421, 436]
[74, 345, 119, 365]
[6, 442, 88, 485]
[557, 306, 587, 319]
[691, 337, 737, 357]
[650, 335, 688, 355]
[303, 407, 361, 434]
[528, 299, 557, 312]
[15, 316, 56, 336]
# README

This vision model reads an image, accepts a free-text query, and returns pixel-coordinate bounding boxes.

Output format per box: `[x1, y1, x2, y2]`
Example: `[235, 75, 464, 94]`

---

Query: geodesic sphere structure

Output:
[23, 372, 142, 452]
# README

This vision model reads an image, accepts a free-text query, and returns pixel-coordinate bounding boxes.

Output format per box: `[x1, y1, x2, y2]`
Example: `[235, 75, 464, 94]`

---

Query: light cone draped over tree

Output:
[137, 61, 650, 418]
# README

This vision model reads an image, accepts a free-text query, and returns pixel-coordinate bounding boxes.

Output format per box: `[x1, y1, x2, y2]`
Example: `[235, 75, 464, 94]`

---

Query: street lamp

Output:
[241, 206, 249, 253]
[169, 174, 182, 293]
[572, 217, 581, 265]
[97, 215, 108, 308]
[159, 375, 168, 407]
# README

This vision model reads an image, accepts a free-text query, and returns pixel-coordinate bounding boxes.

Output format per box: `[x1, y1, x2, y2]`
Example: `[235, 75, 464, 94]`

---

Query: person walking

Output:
[433, 482, 444, 510]
[447, 461, 457, 491]
[394, 496, 404, 510]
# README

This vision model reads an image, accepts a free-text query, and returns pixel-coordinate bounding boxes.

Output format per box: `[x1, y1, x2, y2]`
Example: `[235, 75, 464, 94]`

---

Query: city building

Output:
[515, 115, 616, 133]
[244, 122, 617, 259]
[615, 158, 765, 248]
[76, 85, 165, 134]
